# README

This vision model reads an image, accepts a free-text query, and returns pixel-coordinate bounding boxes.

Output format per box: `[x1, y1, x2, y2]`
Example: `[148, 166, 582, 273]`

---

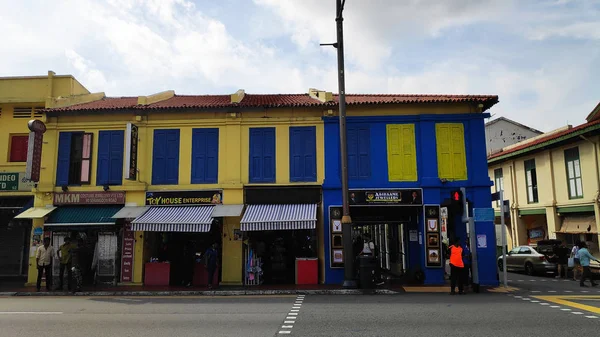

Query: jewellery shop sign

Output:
[145, 190, 223, 206]
[348, 189, 423, 206]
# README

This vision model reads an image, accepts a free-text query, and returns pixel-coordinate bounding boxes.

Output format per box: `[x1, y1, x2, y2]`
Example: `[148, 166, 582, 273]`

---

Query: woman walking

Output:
[577, 242, 599, 287]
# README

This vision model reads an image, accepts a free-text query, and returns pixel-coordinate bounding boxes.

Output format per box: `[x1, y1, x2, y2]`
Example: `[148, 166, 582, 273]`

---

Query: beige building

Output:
[488, 103, 600, 263]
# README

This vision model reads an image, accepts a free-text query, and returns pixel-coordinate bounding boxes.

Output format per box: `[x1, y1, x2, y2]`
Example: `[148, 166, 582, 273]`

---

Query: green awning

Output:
[519, 209, 546, 216]
[45, 206, 122, 226]
[556, 205, 595, 214]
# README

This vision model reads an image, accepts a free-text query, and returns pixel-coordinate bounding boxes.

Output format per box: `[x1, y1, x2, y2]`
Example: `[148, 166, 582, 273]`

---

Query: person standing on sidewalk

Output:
[56, 237, 73, 291]
[204, 243, 218, 289]
[461, 241, 472, 292]
[577, 242, 599, 287]
[554, 242, 569, 279]
[449, 238, 465, 295]
[571, 242, 582, 281]
[36, 237, 54, 292]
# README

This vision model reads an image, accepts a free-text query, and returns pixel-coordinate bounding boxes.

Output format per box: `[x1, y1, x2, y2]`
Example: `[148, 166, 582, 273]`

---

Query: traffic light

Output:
[450, 189, 465, 216]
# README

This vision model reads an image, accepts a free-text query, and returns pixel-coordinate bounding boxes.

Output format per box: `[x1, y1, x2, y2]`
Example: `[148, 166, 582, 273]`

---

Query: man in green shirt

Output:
[57, 237, 73, 291]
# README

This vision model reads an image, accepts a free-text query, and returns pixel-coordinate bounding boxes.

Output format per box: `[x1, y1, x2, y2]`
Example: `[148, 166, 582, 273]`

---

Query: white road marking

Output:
[522, 298, 531, 301]
[286, 317, 296, 320]
[289, 313, 298, 316]
[518, 280, 524, 282]
[293, 306, 301, 309]
[514, 296, 523, 298]
[530, 300, 540, 303]
[279, 331, 291, 334]
[572, 312, 584, 315]
[0, 312, 63, 315]
[291, 309, 299, 312]
[540, 303, 550, 306]
[284, 321, 295, 324]
[561, 309, 571, 311]
[586, 316, 598, 319]
[282, 325, 294, 328]
[550, 306, 560, 308]
[582, 291, 589, 293]
[531, 291, 541, 293]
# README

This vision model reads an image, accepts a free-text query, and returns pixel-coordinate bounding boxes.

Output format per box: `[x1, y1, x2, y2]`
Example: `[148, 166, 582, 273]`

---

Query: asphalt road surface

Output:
[1, 288, 599, 337]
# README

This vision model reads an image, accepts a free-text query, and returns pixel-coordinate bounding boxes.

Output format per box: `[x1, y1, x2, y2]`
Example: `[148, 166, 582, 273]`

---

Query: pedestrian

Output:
[204, 243, 218, 289]
[71, 239, 84, 293]
[571, 242, 582, 281]
[57, 237, 74, 291]
[576, 242, 599, 287]
[36, 237, 54, 292]
[461, 241, 472, 291]
[449, 237, 465, 295]
[554, 242, 569, 279]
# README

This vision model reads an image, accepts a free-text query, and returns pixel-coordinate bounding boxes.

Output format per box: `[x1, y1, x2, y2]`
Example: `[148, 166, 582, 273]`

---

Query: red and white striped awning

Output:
[131, 206, 215, 232]
[240, 204, 317, 231]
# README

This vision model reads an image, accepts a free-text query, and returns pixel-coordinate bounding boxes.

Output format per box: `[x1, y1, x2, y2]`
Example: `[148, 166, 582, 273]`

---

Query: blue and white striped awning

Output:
[131, 206, 215, 232]
[240, 204, 317, 231]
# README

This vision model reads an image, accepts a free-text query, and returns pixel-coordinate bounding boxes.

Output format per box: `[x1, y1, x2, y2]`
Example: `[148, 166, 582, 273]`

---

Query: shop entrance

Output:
[244, 229, 316, 285]
[144, 222, 222, 287]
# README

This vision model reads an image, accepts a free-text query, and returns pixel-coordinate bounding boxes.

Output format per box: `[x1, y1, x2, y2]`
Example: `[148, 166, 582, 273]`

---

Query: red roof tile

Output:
[488, 119, 600, 161]
[47, 93, 499, 112]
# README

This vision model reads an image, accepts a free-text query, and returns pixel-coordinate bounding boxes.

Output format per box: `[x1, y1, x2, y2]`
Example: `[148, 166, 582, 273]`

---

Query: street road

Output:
[1, 289, 599, 337]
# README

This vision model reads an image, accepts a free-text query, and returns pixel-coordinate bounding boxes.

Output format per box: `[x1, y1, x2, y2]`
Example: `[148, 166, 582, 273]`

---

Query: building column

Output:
[546, 207, 560, 240]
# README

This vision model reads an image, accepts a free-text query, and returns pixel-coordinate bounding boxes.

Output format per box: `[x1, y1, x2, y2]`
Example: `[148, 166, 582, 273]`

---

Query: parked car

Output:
[497, 245, 556, 276]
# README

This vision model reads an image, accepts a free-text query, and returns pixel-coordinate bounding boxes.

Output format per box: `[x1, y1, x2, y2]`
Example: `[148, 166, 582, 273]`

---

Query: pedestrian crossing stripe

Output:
[534, 296, 600, 315]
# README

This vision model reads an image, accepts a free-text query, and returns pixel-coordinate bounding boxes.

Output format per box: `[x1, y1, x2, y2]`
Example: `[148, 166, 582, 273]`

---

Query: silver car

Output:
[497, 245, 556, 276]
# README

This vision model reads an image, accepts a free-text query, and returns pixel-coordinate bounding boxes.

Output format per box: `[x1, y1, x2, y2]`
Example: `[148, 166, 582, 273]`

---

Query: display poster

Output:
[329, 206, 345, 268]
[409, 230, 418, 242]
[120, 224, 135, 282]
[424, 205, 442, 268]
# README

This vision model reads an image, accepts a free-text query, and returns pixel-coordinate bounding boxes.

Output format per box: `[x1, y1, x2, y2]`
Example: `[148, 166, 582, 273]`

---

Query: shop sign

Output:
[329, 206, 345, 269]
[123, 123, 138, 181]
[25, 119, 46, 182]
[0, 172, 34, 191]
[349, 189, 422, 206]
[121, 224, 135, 282]
[54, 191, 126, 205]
[145, 190, 223, 206]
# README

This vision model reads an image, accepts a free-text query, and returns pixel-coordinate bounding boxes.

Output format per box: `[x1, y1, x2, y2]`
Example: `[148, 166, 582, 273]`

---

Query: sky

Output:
[0, 0, 598, 131]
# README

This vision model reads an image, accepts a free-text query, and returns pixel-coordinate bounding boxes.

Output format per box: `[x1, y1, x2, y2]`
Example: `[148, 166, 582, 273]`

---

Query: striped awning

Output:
[131, 206, 215, 232]
[240, 204, 317, 231]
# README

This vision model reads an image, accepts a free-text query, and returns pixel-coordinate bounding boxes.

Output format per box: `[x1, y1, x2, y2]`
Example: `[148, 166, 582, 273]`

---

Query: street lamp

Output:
[321, 0, 357, 289]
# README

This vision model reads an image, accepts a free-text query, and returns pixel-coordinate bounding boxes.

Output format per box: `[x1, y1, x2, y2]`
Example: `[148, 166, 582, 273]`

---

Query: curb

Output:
[3, 289, 400, 297]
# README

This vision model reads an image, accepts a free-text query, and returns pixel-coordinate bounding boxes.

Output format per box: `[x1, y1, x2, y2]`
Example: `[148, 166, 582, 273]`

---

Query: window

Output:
[386, 124, 417, 181]
[347, 126, 371, 179]
[9, 135, 29, 162]
[96, 131, 124, 186]
[493, 168, 504, 206]
[565, 147, 583, 199]
[518, 247, 532, 255]
[249, 127, 276, 183]
[56, 132, 93, 186]
[509, 247, 520, 255]
[524, 159, 538, 203]
[435, 123, 467, 180]
[152, 129, 180, 185]
[191, 128, 219, 184]
[289, 126, 317, 182]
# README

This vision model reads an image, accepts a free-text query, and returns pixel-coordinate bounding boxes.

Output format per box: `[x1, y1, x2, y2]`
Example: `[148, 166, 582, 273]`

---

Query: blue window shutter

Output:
[358, 127, 371, 178]
[249, 129, 263, 183]
[152, 130, 167, 184]
[289, 128, 302, 181]
[205, 129, 219, 183]
[56, 132, 72, 186]
[165, 130, 180, 185]
[108, 131, 124, 185]
[347, 127, 358, 179]
[96, 131, 110, 186]
[263, 128, 276, 182]
[290, 126, 316, 182]
[192, 128, 219, 184]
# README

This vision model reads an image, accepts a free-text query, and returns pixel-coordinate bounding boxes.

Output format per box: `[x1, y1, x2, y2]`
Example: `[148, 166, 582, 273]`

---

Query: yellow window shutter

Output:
[436, 123, 467, 180]
[386, 124, 417, 181]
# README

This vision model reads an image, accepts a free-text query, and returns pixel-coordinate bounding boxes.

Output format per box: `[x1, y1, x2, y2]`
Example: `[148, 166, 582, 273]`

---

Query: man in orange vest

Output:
[449, 237, 465, 295]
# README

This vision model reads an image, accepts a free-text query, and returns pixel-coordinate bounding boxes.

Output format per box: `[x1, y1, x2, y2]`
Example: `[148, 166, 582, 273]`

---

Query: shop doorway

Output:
[351, 223, 407, 277]
[244, 229, 317, 285]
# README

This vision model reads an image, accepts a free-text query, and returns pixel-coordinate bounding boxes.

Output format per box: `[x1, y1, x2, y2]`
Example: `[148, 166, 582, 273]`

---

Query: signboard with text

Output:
[145, 190, 223, 206]
[25, 119, 46, 182]
[0, 172, 35, 191]
[121, 224, 135, 282]
[124, 123, 138, 180]
[54, 191, 126, 205]
[348, 189, 423, 206]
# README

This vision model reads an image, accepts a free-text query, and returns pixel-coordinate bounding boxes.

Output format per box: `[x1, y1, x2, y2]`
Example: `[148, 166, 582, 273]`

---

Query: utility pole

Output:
[321, 0, 356, 288]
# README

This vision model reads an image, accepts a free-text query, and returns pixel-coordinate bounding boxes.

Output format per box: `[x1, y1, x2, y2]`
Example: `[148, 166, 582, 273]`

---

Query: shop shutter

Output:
[347, 126, 371, 179]
[387, 124, 417, 181]
[109, 131, 124, 185]
[191, 128, 219, 184]
[347, 127, 358, 179]
[152, 130, 167, 184]
[290, 126, 316, 182]
[249, 127, 276, 183]
[436, 123, 467, 180]
[96, 131, 110, 185]
[165, 130, 180, 185]
[9, 135, 29, 162]
[56, 132, 72, 186]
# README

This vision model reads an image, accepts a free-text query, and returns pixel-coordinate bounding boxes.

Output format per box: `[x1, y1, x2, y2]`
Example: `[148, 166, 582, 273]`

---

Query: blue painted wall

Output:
[322, 114, 498, 287]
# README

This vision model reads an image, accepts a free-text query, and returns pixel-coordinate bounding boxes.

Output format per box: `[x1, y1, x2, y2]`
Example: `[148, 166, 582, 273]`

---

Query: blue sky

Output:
[1, 0, 598, 131]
